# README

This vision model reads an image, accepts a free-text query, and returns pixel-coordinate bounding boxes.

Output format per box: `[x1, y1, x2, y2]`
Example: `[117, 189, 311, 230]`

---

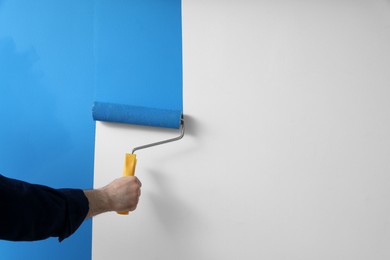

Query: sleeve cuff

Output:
[56, 189, 89, 242]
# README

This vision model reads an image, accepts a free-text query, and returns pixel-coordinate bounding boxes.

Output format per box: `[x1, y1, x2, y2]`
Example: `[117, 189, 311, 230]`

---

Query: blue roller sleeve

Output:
[92, 102, 182, 129]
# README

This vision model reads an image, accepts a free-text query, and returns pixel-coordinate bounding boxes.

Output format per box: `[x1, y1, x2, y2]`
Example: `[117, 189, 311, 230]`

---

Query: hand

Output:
[84, 176, 142, 218]
[101, 176, 142, 212]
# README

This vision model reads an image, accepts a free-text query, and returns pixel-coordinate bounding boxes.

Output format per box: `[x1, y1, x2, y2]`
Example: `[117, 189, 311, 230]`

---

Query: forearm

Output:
[0, 174, 140, 242]
[0, 174, 88, 242]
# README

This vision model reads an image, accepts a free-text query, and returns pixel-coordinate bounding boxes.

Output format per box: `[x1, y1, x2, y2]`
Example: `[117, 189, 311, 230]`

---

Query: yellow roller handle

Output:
[117, 153, 137, 215]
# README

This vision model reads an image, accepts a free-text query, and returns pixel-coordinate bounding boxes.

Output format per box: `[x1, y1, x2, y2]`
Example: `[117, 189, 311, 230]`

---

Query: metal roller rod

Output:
[132, 117, 185, 154]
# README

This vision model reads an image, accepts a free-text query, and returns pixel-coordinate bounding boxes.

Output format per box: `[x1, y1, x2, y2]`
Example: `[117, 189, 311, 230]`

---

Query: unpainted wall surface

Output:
[91, 0, 390, 259]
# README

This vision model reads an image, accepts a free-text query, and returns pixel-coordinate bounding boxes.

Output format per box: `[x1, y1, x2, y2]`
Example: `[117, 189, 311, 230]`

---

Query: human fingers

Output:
[134, 176, 142, 188]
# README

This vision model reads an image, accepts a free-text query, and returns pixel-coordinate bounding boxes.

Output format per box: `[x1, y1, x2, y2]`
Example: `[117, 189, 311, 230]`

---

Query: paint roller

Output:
[92, 101, 184, 214]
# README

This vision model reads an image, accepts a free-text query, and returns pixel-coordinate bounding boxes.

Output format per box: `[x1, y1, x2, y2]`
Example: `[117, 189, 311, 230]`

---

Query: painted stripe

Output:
[91, 1, 183, 259]
[93, 0, 183, 113]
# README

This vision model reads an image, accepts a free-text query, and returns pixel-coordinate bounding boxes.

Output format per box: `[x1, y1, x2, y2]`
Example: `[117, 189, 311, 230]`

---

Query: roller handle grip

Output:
[117, 153, 137, 215]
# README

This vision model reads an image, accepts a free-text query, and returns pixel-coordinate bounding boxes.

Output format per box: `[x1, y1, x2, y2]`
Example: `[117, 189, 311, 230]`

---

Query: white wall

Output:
[93, 1, 390, 259]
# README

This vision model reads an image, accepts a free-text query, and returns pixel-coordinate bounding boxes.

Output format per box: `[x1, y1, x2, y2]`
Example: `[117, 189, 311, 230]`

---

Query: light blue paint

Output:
[94, 0, 183, 114]
[0, 1, 95, 259]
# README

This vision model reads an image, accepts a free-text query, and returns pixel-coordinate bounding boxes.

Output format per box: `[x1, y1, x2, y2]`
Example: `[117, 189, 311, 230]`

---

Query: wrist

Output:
[83, 188, 110, 219]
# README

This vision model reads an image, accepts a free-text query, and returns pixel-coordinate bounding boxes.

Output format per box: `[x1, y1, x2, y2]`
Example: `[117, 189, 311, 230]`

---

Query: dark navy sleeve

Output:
[0, 174, 89, 242]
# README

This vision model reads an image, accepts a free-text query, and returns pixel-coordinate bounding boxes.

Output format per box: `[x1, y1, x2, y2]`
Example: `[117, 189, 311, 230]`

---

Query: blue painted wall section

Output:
[94, 0, 183, 113]
[0, 0, 183, 259]
[0, 0, 95, 259]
